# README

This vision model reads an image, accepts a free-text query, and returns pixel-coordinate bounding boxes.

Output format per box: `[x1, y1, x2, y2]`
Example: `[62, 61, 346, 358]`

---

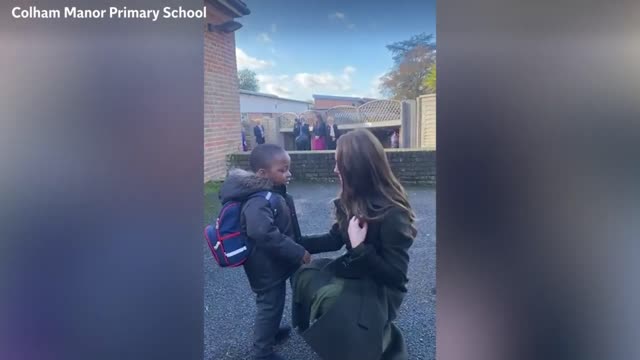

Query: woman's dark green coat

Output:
[292, 200, 415, 360]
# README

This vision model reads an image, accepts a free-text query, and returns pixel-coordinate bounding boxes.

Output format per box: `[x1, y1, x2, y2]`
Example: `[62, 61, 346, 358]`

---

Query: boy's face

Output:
[259, 153, 292, 186]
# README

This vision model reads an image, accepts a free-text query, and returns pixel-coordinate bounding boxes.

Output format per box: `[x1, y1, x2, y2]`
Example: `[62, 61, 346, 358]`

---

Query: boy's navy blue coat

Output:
[219, 169, 306, 293]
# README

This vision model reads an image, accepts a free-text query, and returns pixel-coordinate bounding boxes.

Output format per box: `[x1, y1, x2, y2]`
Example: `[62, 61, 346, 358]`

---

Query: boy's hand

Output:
[302, 250, 311, 264]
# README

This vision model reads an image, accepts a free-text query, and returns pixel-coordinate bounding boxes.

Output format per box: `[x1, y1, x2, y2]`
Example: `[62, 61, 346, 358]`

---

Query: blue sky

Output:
[234, 0, 436, 101]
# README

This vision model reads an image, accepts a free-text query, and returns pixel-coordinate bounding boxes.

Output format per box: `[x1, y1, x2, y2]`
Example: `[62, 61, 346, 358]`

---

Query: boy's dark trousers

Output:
[252, 281, 286, 359]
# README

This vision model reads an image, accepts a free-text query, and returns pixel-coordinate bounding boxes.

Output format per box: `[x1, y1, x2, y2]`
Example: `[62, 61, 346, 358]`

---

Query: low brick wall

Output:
[226, 149, 435, 186]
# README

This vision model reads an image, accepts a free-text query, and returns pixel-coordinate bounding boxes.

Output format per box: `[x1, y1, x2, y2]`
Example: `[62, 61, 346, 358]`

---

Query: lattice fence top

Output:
[299, 110, 323, 123]
[326, 106, 361, 125]
[358, 100, 402, 122]
[277, 100, 402, 128]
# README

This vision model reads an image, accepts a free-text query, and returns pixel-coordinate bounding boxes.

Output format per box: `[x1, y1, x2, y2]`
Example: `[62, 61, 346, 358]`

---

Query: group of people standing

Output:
[246, 113, 339, 153]
[246, 116, 402, 153]
[293, 113, 340, 151]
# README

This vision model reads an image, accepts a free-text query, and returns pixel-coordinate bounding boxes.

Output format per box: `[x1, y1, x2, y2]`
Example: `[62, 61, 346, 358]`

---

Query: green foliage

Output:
[204, 181, 222, 225]
[423, 64, 436, 93]
[380, 33, 436, 99]
[238, 69, 259, 92]
[385, 33, 436, 65]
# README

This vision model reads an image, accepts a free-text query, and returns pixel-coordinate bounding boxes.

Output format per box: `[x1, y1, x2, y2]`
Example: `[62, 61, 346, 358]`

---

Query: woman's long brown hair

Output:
[335, 129, 416, 235]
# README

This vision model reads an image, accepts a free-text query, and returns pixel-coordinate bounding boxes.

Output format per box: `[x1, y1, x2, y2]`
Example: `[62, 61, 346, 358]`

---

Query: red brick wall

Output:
[204, 4, 242, 181]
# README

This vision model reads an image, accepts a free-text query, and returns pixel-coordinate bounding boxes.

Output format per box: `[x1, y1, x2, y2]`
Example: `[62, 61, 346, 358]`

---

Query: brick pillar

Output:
[204, 4, 242, 182]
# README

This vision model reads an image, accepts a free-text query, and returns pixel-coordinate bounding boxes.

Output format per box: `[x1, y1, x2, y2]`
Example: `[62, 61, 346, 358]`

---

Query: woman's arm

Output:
[341, 209, 414, 290]
[299, 223, 345, 254]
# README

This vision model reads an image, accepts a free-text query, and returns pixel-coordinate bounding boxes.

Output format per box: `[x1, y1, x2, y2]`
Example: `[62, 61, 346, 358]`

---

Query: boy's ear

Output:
[256, 168, 267, 177]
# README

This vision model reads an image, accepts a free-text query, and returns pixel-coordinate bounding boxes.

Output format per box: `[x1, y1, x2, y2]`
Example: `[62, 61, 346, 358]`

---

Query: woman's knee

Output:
[292, 265, 318, 291]
[292, 259, 334, 295]
[310, 257, 333, 268]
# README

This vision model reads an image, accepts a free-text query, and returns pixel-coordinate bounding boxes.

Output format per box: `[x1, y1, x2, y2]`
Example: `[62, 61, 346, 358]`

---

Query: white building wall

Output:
[240, 94, 311, 114]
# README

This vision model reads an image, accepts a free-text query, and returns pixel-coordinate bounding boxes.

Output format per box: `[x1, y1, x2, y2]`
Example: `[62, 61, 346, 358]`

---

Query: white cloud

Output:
[236, 48, 274, 70]
[294, 66, 355, 92]
[335, 72, 387, 100]
[329, 12, 355, 30]
[294, 72, 348, 91]
[257, 33, 272, 43]
[256, 74, 292, 97]
[343, 65, 356, 76]
[257, 67, 358, 101]
[271, 23, 277, 33]
[365, 72, 386, 99]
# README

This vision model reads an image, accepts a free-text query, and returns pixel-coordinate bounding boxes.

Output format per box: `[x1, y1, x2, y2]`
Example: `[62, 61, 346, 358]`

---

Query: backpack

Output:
[204, 191, 280, 268]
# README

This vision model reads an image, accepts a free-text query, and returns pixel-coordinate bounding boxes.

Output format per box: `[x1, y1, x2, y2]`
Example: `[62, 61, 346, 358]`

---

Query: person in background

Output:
[302, 118, 312, 151]
[390, 130, 399, 149]
[241, 128, 248, 151]
[311, 113, 327, 151]
[295, 117, 311, 151]
[254, 119, 266, 145]
[293, 118, 302, 141]
[326, 116, 340, 150]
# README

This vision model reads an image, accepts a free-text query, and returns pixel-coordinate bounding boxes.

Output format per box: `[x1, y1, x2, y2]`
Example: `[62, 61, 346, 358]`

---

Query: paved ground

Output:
[204, 183, 436, 359]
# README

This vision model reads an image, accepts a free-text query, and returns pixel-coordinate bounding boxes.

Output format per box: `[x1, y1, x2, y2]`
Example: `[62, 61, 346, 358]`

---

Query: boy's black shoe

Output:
[274, 325, 292, 346]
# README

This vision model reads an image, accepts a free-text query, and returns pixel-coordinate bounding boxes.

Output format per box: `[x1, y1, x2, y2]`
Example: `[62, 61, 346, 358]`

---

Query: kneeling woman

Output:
[292, 129, 417, 360]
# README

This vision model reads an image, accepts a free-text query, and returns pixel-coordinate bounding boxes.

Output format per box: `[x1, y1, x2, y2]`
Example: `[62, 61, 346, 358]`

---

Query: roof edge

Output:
[312, 94, 373, 102]
[207, 0, 250, 17]
[239, 89, 313, 105]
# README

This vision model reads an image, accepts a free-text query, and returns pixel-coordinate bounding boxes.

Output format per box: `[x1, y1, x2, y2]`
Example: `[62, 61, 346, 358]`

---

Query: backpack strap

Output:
[247, 191, 281, 217]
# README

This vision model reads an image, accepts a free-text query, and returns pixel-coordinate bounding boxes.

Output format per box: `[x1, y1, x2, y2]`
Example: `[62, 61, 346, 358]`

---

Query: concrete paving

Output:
[204, 182, 436, 359]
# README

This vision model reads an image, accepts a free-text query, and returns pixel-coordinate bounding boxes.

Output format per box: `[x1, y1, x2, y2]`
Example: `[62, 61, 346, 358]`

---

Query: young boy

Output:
[218, 144, 311, 360]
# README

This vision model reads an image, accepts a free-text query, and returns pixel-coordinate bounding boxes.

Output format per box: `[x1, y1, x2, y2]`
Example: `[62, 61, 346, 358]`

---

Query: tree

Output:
[423, 63, 436, 93]
[238, 69, 259, 92]
[380, 33, 436, 99]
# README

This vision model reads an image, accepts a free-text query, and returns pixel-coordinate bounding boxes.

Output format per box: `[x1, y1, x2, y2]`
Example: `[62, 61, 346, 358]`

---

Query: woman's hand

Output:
[302, 250, 311, 264]
[348, 216, 368, 248]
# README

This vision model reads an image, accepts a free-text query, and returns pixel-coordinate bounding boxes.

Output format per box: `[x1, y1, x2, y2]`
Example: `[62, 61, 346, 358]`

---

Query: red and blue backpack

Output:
[205, 191, 280, 268]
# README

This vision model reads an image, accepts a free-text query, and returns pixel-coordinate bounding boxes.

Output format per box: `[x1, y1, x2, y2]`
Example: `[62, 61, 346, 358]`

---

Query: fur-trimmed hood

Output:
[219, 168, 273, 203]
